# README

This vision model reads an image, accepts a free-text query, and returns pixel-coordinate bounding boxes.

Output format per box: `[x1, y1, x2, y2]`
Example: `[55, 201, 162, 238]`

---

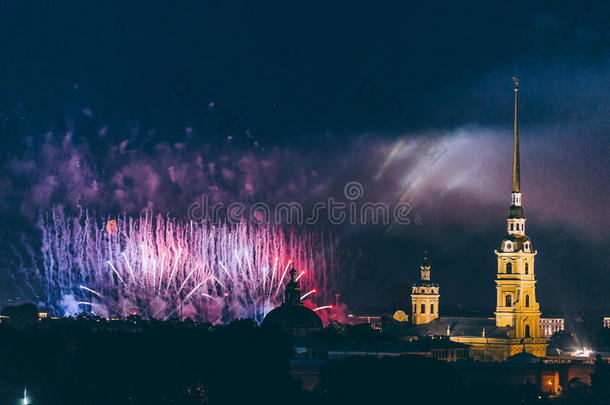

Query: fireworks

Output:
[37, 208, 337, 323]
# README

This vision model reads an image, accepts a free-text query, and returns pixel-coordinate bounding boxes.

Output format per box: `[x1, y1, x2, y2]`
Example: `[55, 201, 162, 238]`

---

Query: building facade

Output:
[540, 318, 565, 338]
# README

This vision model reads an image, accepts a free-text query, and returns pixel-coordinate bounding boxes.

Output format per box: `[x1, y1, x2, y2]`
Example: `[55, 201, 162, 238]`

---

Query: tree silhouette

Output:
[1, 303, 38, 328]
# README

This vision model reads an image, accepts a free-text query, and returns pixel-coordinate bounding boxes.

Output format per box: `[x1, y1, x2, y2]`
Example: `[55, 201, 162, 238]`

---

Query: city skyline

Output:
[0, 1, 608, 315]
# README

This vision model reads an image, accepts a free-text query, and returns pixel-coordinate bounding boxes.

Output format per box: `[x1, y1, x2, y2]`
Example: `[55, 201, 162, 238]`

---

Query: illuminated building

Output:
[400, 79, 548, 361]
[410, 253, 439, 325]
[604, 317, 610, 328]
[447, 78, 548, 360]
[540, 318, 564, 338]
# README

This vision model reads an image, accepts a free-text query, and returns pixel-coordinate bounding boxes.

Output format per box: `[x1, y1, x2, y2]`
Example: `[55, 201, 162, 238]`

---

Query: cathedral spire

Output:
[508, 77, 524, 220]
[512, 76, 520, 193]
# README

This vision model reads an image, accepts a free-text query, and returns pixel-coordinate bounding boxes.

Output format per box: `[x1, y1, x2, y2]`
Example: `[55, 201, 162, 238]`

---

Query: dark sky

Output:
[0, 1, 608, 314]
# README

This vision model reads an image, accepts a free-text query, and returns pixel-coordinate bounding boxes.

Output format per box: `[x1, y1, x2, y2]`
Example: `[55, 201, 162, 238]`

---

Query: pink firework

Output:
[38, 208, 338, 323]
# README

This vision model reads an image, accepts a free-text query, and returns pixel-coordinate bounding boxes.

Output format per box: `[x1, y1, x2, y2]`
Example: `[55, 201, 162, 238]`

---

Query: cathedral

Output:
[401, 79, 548, 362]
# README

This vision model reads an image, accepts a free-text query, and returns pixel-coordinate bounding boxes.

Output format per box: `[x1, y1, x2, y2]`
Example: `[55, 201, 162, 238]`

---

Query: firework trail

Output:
[37, 208, 338, 323]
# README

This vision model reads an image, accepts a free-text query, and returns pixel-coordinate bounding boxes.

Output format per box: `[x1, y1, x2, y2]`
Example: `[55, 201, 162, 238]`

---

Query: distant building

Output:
[455, 353, 594, 397]
[540, 318, 564, 338]
[290, 336, 469, 390]
[604, 317, 610, 328]
[345, 314, 382, 329]
[410, 253, 439, 325]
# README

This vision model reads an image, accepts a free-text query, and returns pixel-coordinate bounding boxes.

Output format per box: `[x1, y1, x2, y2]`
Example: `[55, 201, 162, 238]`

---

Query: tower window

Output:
[413, 304, 416, 314]
[525, 263, 529, 274]
[525, 324, 531, 338]
[505, 295, 512, 307]
[525, 295, 530, 307]
[431, 304, 434, 314]
[421, 304, 426, 314]
[506, 262, 512, 274]
[510, 223, 514, 231]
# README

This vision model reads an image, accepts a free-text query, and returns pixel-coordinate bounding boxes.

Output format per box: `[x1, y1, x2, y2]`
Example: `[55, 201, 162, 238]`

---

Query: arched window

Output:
[525, 295, 530, 307]
[430, 304, 434, 314]
[525, 325, 531, 338]
[506, 262, 512, 274]
[505, 295, 512, 307]
[421, 304, 426, 314]
[525, 263, 529, 274]
[510, 223, 514, 231]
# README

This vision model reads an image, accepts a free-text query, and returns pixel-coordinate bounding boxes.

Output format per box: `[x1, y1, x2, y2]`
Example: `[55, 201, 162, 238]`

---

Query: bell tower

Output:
[494, 77, 543, 341]
[411, 252, 439, 325]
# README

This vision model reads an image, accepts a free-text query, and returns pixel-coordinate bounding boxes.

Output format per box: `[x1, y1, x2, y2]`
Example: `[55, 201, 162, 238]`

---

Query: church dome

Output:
[262, 305, 322, 329]
[500, 234, 533, 253]
[261, 265, 322, 330]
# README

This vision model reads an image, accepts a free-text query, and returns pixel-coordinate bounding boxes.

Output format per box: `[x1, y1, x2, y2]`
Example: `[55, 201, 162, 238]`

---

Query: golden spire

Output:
[512, 76, 520, 193]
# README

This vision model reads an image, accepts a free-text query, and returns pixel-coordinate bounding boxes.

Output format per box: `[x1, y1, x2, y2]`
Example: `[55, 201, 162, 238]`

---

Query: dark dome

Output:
[262, 304, 322, 329]
[500, 234, 533, 252]
[262, 264, 323, 330]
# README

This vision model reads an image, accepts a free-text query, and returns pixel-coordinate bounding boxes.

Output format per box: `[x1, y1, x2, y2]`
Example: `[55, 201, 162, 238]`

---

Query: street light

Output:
[22, 388, 29, 405]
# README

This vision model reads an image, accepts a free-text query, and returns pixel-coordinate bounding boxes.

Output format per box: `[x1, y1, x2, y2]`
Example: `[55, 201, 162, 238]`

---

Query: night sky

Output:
[0, 1, 608, 315]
